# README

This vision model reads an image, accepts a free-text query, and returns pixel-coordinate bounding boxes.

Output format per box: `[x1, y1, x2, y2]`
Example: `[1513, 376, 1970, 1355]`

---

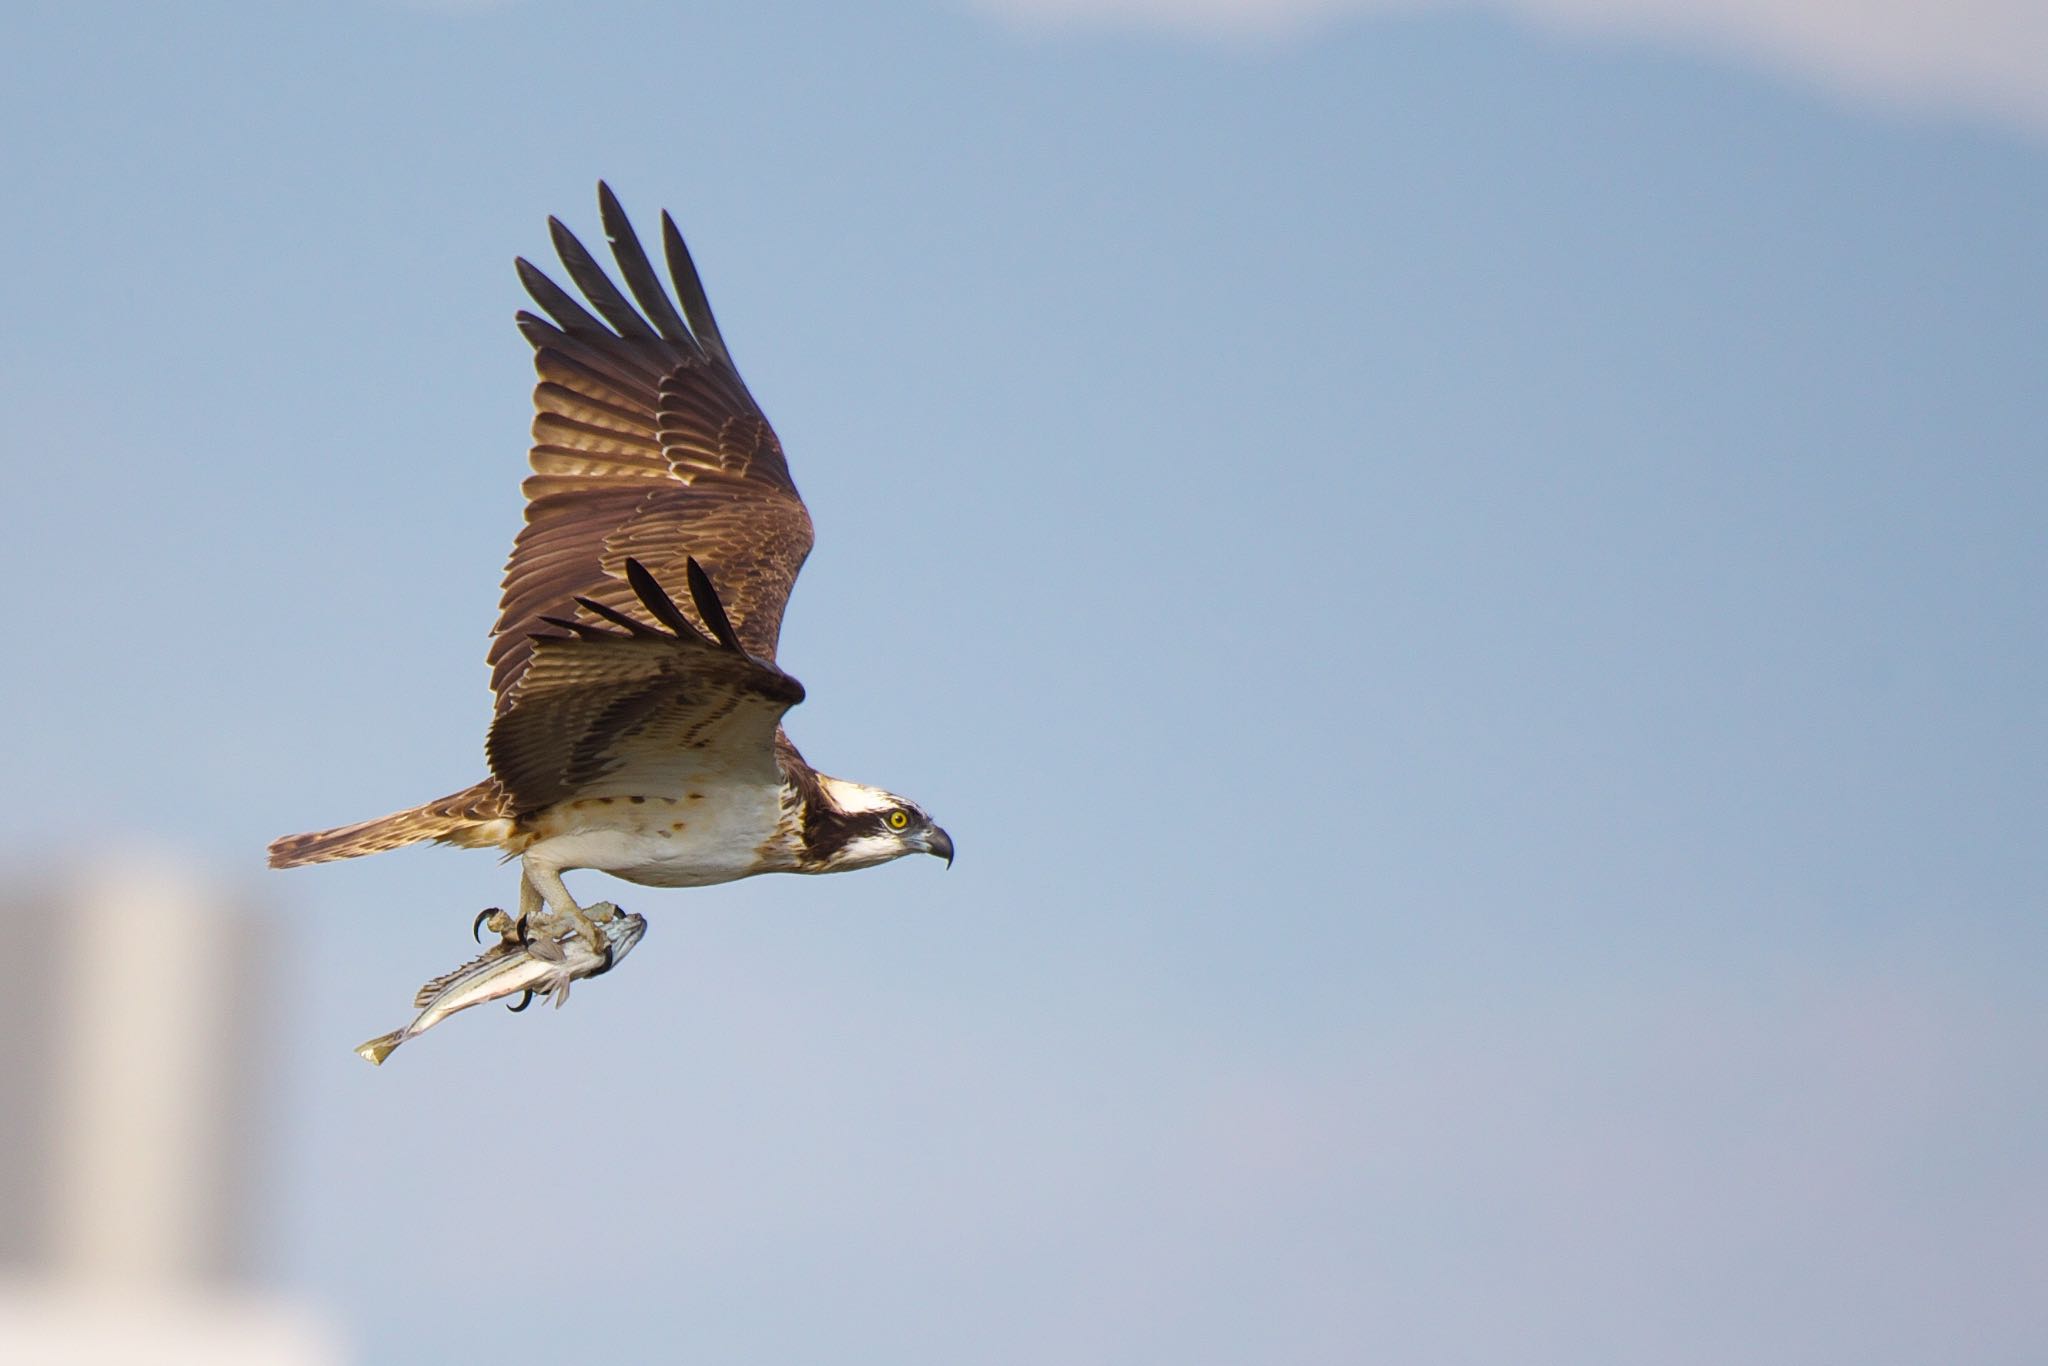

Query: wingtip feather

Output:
[572, 595, 661, 636]
[660, 211, 736, 371]
[597, 183, 693, 344]
[624, 558, 700, 641]
[685, 556, 744, 653]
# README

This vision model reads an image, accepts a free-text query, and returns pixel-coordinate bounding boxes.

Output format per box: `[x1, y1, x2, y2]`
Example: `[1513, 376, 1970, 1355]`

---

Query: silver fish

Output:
[355, 911, 647, 1065]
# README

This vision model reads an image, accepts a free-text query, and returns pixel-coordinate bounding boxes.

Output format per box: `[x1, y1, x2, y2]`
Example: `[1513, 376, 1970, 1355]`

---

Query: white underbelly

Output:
[520, 786, 790, 889]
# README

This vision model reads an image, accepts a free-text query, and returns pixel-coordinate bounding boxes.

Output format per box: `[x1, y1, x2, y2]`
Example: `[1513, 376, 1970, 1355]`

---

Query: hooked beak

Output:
[923, 825, 954, 868]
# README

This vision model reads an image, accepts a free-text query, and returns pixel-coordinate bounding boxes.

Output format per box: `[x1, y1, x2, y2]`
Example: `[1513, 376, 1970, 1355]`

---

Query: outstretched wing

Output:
[490, 182, 814, 712]
[488, 558, 805, 811]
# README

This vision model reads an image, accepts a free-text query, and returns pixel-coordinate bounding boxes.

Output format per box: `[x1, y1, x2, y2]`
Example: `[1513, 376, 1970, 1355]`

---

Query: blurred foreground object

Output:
[0, 858, 340, 1366]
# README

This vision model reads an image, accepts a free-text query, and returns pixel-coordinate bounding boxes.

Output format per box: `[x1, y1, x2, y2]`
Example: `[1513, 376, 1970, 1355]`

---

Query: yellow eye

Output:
[887, 810, 910, 830]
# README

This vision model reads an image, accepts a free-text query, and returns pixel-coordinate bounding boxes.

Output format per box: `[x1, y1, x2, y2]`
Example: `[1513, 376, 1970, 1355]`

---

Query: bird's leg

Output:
[511, 877, 545, 945]
[519, 859, 616, 950]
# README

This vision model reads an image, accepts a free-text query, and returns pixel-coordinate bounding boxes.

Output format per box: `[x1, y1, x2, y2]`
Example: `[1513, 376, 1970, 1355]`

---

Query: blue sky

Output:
[4, 1, 2044, 1362]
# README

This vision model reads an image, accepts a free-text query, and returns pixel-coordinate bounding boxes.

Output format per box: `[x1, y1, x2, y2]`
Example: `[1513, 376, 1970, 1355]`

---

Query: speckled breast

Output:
[516, 785, 799, 888]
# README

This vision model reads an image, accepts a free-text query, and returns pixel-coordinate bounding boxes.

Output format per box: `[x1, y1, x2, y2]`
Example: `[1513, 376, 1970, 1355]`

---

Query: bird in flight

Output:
[270, 183, 951, 947]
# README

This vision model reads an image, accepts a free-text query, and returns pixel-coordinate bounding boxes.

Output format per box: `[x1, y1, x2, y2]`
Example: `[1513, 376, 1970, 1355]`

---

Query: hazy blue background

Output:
[4, 1, 2043, 1361]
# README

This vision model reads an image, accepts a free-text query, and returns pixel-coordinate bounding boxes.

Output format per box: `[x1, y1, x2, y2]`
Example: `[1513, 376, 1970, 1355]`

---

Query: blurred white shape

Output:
[967, 0, 2048, 140]
[0, 1284, 341, 1366]
[0, 853, 339, 1365]
[51, 862, 230, 1284]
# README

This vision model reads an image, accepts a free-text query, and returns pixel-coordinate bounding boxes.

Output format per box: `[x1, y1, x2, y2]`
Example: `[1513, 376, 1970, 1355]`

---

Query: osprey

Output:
[269, 184, 951, 946]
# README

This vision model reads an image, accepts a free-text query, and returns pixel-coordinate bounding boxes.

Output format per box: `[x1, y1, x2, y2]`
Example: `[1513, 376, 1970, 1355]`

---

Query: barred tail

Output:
[267, 783, 508, 868]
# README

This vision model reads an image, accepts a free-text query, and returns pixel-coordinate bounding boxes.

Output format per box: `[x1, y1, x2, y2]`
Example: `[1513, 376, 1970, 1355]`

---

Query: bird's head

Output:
[807, 775, 953, 872]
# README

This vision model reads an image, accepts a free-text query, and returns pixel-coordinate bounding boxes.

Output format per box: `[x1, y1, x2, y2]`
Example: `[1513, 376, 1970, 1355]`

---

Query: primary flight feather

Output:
[270, 183, 951, 947]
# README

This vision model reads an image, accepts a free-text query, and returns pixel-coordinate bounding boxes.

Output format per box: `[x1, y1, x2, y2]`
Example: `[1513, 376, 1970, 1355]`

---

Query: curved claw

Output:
[472, 908, 494, 943]
[517, 917, 534, 948]
[587, 942, 618, 978]
[506, 989, 536, 1013]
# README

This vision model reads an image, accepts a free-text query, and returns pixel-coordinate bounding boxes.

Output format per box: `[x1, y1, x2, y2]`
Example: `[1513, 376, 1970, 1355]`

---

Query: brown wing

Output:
[489, 182, 814, 713]
[488, 559, 805, 811]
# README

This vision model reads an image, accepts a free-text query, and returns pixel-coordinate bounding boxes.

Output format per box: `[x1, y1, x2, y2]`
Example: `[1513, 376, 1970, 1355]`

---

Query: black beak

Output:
[925, 825, 954, 868]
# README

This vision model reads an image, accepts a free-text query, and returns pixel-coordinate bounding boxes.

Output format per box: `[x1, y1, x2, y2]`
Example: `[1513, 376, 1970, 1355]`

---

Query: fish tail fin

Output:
[268, 782, 510, 868]
[355, 1031, 404, 1066]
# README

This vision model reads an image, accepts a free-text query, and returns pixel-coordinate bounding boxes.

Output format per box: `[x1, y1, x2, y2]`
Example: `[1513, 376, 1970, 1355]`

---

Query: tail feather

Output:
[268, 783, 508, 868]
